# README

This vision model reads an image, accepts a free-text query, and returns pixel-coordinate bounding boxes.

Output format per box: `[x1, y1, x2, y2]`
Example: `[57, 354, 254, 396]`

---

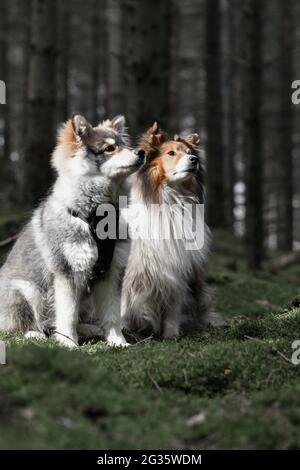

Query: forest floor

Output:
[0, 215, 300, 449]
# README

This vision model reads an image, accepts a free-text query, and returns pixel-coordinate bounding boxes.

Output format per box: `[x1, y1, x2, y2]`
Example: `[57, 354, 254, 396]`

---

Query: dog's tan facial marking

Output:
[158, 142, 192, 176]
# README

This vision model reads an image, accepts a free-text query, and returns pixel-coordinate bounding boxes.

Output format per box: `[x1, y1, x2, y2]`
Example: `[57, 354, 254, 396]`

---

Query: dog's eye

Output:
[105, 145, 116, 153]
[168, 150, 176, 156]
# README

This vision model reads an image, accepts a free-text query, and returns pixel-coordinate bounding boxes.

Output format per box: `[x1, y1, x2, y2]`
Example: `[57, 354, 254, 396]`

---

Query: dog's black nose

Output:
[135, 148, 145, 159]
[189, 155, 198, 165]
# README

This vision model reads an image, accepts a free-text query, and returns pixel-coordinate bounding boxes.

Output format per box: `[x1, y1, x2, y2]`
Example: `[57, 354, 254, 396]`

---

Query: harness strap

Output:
[68, 207, 119, 286]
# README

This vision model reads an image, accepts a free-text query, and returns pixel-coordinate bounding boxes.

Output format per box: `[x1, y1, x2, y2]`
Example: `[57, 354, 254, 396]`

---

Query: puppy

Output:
[0, 115, 143, 347]
[122, 123, 221, 339]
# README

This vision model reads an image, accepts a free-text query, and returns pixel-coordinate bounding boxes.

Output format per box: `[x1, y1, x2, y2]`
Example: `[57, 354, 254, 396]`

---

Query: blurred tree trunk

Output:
[3, 0, 30, 206]
[69, 0, 96, 122]
[91, 0, 107, 123]
[122, 0, 170, 136]
[243, 0, 264, 269]
[0, 0, 9, 207]
[106, 0, 124, 118]
[55, 0, 69, 126]
[25, 0, 56, 207]
[205, 0, 226, 227]
[168, 0, 180, 134]
[223, 0, 237, 228]
[293, 1, 300, 247]
[173, 0, 205, 135]
[277, 0, 293, 251]
[0, 0, 7, 159]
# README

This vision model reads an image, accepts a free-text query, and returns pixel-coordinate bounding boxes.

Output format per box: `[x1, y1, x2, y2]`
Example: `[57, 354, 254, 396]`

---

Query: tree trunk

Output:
[277, 0, 293, 251]
[223, 0, 237, 228]
[106, 0, 124, 118]
[243, 0, 264, 269]
[91, 0, 107, 123]
[205, 0, 226, 228]
[68, 0, 97, 122]
[122, 0, 170, 136]
[0, 0, 7, 159]
[55, 0, 69, 126]
[25, 0, 56, 207]
[3, 0, 30, 206]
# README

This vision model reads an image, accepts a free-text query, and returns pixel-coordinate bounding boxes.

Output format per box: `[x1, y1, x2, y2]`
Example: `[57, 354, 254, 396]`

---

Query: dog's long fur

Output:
[122, 123, 221, 338]
[0, 114, 142, 348]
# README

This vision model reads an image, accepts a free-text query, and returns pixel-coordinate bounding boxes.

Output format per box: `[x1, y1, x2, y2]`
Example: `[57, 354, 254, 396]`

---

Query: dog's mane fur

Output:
[121, 124, 217, 338]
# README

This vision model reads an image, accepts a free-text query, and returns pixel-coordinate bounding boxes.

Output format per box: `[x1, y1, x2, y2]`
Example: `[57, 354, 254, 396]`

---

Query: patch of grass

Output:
[0, 230, 300, 449]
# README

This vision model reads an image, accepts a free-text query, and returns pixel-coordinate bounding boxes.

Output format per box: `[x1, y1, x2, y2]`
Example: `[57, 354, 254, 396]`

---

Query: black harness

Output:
[68, 207, 119, 287]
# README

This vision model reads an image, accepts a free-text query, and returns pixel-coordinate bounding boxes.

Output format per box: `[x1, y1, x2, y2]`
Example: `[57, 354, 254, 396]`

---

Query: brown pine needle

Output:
[244, 334, 294, 365]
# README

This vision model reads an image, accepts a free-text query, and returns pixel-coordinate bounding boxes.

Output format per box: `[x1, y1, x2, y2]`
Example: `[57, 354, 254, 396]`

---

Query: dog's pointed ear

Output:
[185, 133, 200, 146]
[146, 121, 168, 146]
[111, 115, 126, 134]
[72, 114, 91, 138]
[147, 121, 160, 135]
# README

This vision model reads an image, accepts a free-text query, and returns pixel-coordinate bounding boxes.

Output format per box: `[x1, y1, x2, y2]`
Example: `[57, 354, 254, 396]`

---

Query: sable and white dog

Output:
[122, 123, 221, 339]
[0, 114, 144, 348]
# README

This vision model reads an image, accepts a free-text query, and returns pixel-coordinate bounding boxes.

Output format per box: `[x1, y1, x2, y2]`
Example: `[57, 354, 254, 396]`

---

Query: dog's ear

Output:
[72, 114, 91, 138]
[147, 121, 160, 135]
[145, 122, 168, 147]
[185, 133, 200, 146]
[111, 115, 126, 134]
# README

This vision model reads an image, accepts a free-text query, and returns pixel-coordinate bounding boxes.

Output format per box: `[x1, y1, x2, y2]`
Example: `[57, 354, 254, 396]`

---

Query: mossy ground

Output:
[0, 227, 300, 449]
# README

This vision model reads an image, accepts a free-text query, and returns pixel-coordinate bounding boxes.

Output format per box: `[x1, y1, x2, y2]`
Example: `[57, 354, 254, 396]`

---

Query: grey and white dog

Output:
[0, 114, 143, 348]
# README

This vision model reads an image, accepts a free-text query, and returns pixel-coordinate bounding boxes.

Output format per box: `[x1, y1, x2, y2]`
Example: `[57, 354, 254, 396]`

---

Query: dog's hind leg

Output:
[0, 283, 37, 333]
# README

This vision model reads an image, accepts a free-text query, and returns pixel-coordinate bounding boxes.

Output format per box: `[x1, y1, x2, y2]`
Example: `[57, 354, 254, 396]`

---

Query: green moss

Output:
[0, 230, 300, 449]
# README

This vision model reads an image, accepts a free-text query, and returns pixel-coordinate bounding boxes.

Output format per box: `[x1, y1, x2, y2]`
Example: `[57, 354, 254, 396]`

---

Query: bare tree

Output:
[25, 0, 57, 206]
[91, 0, 108, 123]
[122, 0, 171, 135]
[277, 0, 293, 251]
[243, 0, 264, 269]
[222, 0, 238, 228]
[55, 0, 69, 125]
[0, 0, 7, 159]
[2, 0, 30, 206]
[106, 0, 124, 118]
[205, 0, 226, 228]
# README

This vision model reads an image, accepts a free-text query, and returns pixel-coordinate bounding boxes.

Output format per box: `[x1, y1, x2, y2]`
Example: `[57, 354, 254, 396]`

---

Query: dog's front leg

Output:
[163, 300, 183, 340]
[53, 273, 79, 349]
[93, 268, 129, 347]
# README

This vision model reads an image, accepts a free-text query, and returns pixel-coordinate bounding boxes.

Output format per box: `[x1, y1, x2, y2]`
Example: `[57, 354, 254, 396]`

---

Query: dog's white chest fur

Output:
[63, 240, 98, 272]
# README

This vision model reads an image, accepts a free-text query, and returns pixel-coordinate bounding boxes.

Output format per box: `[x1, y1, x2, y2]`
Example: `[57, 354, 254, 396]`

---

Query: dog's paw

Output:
[106, 333, 130, 348]
[163, 323, 180, 340]
[25, 331, 47, 341]
[53, 333, 79, 349]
